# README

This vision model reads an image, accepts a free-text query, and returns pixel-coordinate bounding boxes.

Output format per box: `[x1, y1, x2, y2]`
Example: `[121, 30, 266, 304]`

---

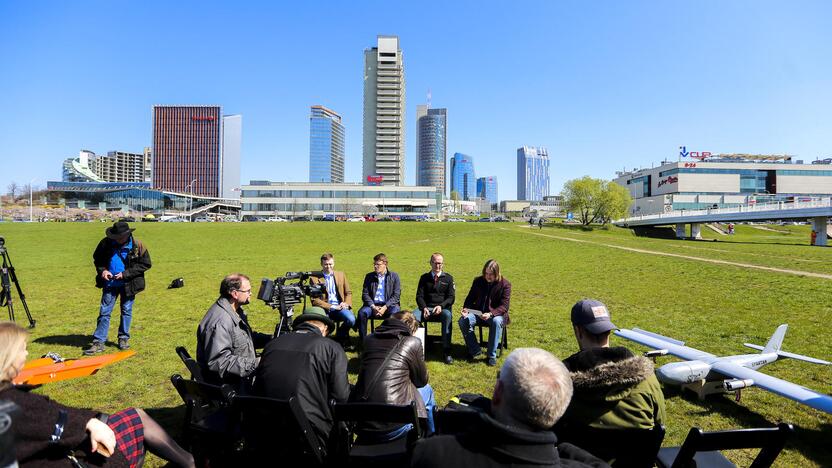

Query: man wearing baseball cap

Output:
[253, 307, 350, 454]
[556, 299, 665, 435]
[84, 220, 151, 355]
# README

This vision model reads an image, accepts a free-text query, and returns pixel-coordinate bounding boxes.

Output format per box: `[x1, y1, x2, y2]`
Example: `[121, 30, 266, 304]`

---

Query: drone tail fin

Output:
[762, 324, 788, 354]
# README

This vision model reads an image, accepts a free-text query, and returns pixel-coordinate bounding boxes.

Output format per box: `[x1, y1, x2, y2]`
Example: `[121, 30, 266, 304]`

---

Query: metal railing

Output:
[616, 197, 832, 224]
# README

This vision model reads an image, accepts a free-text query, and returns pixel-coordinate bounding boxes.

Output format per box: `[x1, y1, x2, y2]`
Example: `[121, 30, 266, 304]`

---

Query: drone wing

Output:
[710, 360, 832, 414]
[614, 328, 715, 361]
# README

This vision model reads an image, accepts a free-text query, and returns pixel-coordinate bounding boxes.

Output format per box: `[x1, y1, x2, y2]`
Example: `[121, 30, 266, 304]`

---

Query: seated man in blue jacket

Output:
[357, 253, 401, 340]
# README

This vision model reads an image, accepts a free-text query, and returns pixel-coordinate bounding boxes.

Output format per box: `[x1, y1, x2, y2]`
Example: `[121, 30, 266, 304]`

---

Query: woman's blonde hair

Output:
[481, 259, 502, 282]
[0, 321, 29, 386]
[392, 310, 419, 335]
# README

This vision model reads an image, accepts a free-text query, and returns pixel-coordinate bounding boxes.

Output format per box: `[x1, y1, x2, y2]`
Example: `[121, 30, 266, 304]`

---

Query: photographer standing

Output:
[83, 221, 151, 355]
[197, 274, 271, 389]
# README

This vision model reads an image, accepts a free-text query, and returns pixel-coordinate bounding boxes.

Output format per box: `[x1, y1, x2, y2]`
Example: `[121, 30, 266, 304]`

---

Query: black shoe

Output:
[443, 354, 454, 365]
[83, 341, 105, 356]
[467, 351, 482, 363]
[486, 357, 497, 367]
[118, 338, 130, 351]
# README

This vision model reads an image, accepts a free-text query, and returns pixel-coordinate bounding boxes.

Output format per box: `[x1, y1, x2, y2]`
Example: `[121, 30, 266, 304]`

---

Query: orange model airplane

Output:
[14, 351, 136, 386]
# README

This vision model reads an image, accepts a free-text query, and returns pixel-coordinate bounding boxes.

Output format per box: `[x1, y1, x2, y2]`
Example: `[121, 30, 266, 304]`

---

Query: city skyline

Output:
[2, 2, 831, 202]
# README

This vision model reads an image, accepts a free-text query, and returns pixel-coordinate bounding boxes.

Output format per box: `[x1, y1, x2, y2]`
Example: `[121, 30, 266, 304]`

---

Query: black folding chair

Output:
[476, 321, 508, 355]
[656, 423, 794, 468]
[556, 424, 666, 468]
[331, 400, 422, 468]
[175, 346, 205, 382]
[169, 374, 238, 465]
[230, 394, 326, 466]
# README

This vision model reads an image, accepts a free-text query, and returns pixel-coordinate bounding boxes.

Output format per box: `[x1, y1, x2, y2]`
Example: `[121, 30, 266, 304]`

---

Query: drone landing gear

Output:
[681, 380, 736, 400]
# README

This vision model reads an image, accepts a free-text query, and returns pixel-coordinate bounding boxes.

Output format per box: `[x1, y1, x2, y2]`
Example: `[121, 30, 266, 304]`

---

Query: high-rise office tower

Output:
[152, 105, 223, 197]
[309, 105, 345, 183]
[477, 176, 498, 205]
[450, 153, 476, 201]
[221, 114, 242, 199]
[517, 146, 550, 201]
[417, 106, 447, 194]
[363, 35, 406, 185]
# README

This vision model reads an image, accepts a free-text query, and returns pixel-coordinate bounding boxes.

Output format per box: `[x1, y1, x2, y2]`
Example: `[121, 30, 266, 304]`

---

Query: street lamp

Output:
[187, 178, 197, 221]
[29, 178, 37, 222]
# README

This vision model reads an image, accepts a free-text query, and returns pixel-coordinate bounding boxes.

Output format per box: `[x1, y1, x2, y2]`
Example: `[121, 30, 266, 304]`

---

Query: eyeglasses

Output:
[374, 262, 386, 266]
[236, 289, 252, 294]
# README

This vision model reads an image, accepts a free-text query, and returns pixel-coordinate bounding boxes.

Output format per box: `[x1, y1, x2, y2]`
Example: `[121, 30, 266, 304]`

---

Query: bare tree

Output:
[7, 182, 18, 200]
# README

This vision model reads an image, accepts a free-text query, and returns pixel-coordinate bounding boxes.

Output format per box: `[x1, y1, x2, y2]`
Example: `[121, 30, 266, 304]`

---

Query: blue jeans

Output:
[364, 384, 436, 442]
[93, 286, 135, 342]
[327, 306, 355, 339]
[357, 303, 400, 340]
[413, 307, 452, 352]
[459, 313, 504, 359]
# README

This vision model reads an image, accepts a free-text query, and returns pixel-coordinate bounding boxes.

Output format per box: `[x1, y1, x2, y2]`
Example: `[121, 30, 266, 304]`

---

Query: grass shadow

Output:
[549, 223, 600, 233]
[631, 226, 677, 239]
[33, 333, 93, 347]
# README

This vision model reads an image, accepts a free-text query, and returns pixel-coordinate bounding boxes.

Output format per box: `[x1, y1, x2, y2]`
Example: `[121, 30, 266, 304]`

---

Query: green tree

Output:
[561, 176, 632, 225]
[449, 190, 460, 214]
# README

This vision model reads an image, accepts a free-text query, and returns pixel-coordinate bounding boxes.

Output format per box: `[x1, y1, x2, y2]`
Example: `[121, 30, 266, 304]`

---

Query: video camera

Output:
[257, 271, 325, 314]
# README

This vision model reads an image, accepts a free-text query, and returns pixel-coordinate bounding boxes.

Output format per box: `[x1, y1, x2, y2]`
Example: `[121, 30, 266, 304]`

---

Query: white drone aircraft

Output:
[614, 324, 832, 414]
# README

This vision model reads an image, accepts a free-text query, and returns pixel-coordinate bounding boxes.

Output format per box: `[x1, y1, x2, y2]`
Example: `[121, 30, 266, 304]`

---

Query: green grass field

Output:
[3, 221, 831, 466]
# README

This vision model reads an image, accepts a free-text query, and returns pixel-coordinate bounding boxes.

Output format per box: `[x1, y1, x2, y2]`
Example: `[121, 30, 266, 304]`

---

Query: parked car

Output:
[266, 217, 289, 222]
[424, 217, 440, 222]
[194, 217, 211, 222]
[347, 217, 365, 222]
[164, 217, 188, 223]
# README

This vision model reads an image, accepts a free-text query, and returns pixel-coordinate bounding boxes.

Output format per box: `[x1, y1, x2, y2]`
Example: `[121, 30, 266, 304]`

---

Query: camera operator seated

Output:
[197, 274, 271, 390]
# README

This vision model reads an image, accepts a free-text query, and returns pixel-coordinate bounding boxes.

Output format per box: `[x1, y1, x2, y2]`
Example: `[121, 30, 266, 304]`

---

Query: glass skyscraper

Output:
[477, 176, 498, 204]
[517, 146, 550, 201]
[309, 105, 345, 183]
[450, 153, 476, 201]
[417, 106, 447, 194]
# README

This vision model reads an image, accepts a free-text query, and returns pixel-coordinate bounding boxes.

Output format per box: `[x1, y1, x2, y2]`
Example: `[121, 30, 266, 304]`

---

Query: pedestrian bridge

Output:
[614, 198, 832, 246]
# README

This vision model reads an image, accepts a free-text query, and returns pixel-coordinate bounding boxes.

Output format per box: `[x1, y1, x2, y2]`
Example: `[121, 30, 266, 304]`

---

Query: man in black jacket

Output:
[84, 221, 151, 355]
[411, 348, 609, 468]
[413, 252, 455, 364]
[253, 307, 350, 451]
[357, 253, 402, 340]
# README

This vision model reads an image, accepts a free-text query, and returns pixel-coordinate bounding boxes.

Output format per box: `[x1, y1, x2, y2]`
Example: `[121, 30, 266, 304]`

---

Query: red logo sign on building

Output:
[657, 176, 678, 188]
[367, 175, 383, 186]
[191, 115, 216, 121]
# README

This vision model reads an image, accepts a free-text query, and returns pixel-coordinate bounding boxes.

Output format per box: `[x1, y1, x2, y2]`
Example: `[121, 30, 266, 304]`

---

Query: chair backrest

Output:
[556, 424, 666, 468]
[175, 346, 206, 382]
[231, 394, 325, 465]
[672, 423, 794, 468]
[170, 373, 235, 423]
[433, 407, 488, 435]
[331, 400, 422, 440]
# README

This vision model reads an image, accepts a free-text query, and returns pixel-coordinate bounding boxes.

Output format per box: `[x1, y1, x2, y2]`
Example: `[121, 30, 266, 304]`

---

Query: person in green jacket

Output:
[557, 299, 665, 430]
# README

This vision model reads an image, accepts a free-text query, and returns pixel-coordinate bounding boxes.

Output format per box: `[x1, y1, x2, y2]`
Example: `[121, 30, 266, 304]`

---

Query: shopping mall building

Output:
[613, 155, 832, 215]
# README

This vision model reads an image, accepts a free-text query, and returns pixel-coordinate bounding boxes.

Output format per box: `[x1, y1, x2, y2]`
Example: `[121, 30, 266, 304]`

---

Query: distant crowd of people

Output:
[3, 221, 666, 467]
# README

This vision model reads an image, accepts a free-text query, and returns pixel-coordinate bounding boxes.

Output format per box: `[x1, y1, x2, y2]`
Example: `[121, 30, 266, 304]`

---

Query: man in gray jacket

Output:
[197, 273, 271, 388]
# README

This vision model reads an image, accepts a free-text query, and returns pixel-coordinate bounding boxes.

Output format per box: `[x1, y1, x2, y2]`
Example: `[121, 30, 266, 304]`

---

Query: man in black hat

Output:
[253, 307, 350, 451]
[83, 220, 152, 355]
[556, 299, 665, 432]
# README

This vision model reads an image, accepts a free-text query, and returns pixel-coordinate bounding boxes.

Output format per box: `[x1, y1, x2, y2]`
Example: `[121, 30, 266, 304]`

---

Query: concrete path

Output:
[510, 227, 832, 280]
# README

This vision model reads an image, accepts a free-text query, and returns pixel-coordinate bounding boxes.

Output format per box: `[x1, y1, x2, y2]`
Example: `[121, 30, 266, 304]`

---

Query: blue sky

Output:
[1, 1, 830, 201]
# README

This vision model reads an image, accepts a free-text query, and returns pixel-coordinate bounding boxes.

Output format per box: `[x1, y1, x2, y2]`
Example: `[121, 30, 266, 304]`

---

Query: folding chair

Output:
[556, 424, 666, 468]
[331, 400, 422, 468]
[476, 321, 508, 355]
[175, 346, 205, 382]
[230, 394, 326, 466]
[656, 423, 794, 468]
[169, 374, 238, 465]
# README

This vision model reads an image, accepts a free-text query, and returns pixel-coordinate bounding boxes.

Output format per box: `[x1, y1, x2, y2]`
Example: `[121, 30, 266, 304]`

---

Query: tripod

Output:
[0, 242, 36, 328]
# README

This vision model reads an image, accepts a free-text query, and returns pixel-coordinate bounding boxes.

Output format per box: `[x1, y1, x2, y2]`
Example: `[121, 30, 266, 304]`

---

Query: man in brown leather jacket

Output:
[351, 311, 436, 439]
[308, 253, 354, 347]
